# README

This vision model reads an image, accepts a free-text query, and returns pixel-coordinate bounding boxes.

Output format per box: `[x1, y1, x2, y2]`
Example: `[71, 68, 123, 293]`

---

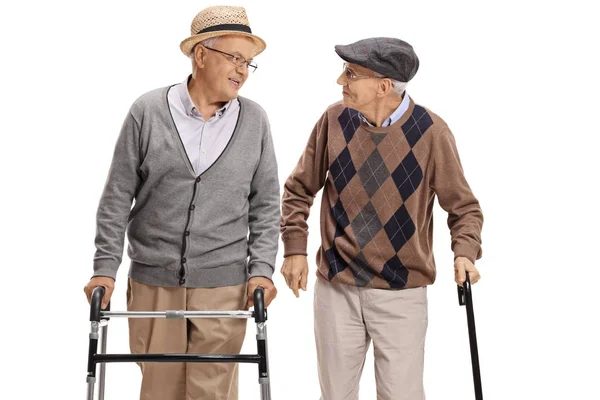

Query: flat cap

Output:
[335, 37, 419, 83]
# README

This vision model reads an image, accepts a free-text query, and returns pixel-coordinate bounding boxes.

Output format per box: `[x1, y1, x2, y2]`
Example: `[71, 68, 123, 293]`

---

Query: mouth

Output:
[229, 78, 241, 88]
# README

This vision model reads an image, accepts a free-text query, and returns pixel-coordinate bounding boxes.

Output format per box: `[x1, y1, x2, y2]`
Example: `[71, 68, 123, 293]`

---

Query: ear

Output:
[193, 45, 206, 68]
[378, 78, 394, 96]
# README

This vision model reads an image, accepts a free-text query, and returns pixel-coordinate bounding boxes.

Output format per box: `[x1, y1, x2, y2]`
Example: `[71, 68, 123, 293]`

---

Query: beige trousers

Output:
[314, 278, 428, 400]
[126, 278, 247, 400]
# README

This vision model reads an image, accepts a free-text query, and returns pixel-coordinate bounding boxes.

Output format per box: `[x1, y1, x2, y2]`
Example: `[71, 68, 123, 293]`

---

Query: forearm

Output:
[247, 123, 281, 280]
[430, 126, 483, 262]
[448, 198, 483, 262]
[92, 111, 142, 280]
[281, 112, 330, 257]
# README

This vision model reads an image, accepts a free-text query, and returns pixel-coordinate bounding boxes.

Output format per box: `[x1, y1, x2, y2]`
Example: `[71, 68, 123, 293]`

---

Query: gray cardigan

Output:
[92, 86, 280, 288]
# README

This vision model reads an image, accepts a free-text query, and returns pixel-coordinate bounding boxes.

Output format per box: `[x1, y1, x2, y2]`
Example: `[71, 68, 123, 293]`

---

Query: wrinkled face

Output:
[194, 36, 256, 101]
[336, 62, 382, 111]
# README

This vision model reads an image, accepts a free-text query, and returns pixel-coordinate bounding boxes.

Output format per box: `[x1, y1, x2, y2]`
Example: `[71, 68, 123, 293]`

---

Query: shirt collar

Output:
[178, 75, 232, 120]
[359, 93, 411, 127]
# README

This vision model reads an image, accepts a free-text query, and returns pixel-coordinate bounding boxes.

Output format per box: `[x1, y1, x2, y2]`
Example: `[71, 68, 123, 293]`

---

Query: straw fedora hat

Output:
[180, 6, 266, 57]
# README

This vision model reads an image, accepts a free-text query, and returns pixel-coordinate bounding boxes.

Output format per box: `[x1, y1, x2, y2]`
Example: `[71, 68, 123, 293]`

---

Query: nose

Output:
[235, 63, 248, 78]
[336, 71, 346, 86]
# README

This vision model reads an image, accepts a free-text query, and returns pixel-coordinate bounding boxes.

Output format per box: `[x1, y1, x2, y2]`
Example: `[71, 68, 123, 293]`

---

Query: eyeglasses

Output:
[342, 63, 385, 82]
[204, 46, 258, 73]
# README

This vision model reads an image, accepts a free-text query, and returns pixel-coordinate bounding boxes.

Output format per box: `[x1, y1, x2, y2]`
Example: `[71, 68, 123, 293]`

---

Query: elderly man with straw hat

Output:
[280, 37, 484, 399]
[83, 6, 280, 399]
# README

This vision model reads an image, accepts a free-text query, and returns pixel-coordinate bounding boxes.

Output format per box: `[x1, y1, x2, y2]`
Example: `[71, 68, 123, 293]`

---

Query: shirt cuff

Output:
[248, 262, 274, 281]
[453, 242, 482, 264]
[93, 259, 119, 281]
[282, 236, 308, 257]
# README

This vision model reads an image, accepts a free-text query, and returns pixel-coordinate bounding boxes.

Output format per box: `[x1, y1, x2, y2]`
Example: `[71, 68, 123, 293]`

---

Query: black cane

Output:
[457, 272, 483, 400]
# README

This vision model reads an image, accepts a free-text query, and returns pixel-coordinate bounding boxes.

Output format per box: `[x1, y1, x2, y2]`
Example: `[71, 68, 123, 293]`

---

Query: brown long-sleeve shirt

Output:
[281, 98, 483, 289]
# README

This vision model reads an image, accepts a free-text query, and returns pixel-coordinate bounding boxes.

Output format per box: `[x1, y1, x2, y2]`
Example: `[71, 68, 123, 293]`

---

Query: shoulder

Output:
[128, 85, 172, 121]
[408, 99, 451, 142]
[237, 97, 274, 145]
[307, 100, 358, 131]
[324, 100, 351, 121]
[238, 96, 269, 120]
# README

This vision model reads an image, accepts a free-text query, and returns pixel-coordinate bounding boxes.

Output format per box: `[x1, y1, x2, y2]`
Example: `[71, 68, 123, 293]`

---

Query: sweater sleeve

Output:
[247, 115, 281, 281]
[280, 111, 330, 257]
[92, 111, 143, 280]
[429, 126, 483, 263]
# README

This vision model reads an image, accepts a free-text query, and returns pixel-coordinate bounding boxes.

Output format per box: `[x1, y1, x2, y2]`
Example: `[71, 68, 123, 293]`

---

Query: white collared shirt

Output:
[167, 76, 240, 175]
[359, 93, 411, 127]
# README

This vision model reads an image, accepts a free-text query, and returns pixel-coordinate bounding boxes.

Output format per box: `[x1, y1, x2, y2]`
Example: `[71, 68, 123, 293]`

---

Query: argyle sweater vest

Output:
[281, 98, 483, 289]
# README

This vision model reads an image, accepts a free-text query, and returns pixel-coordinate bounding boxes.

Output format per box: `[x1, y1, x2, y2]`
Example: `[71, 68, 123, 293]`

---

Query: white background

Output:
[1, 1, 599, 399]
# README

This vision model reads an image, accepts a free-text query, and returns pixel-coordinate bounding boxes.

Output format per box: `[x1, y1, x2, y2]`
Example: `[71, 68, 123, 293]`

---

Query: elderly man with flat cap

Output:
[280, 37, 484, 399]
[83, 6, 280, 400]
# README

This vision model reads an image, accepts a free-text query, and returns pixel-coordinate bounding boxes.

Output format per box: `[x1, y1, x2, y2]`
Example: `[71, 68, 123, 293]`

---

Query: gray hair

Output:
[390, 79, 408, 97]
[189, 36, 222, 60]
[372, 70, 408, 97]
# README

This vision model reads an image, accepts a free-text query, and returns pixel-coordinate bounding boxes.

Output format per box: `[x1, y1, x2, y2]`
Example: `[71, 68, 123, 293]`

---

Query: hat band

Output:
[196, 24, 252, 35]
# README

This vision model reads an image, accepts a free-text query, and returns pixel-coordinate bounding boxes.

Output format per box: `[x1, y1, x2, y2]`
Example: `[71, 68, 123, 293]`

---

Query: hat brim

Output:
[180, 31, 266, 57]
[335, 45, 367, 70]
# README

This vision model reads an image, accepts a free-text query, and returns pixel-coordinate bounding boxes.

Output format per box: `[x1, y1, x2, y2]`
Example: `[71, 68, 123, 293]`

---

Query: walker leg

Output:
[98, 323, 108, 400]
[86, 321, 99, 400]
[257, 322, 271, 400]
